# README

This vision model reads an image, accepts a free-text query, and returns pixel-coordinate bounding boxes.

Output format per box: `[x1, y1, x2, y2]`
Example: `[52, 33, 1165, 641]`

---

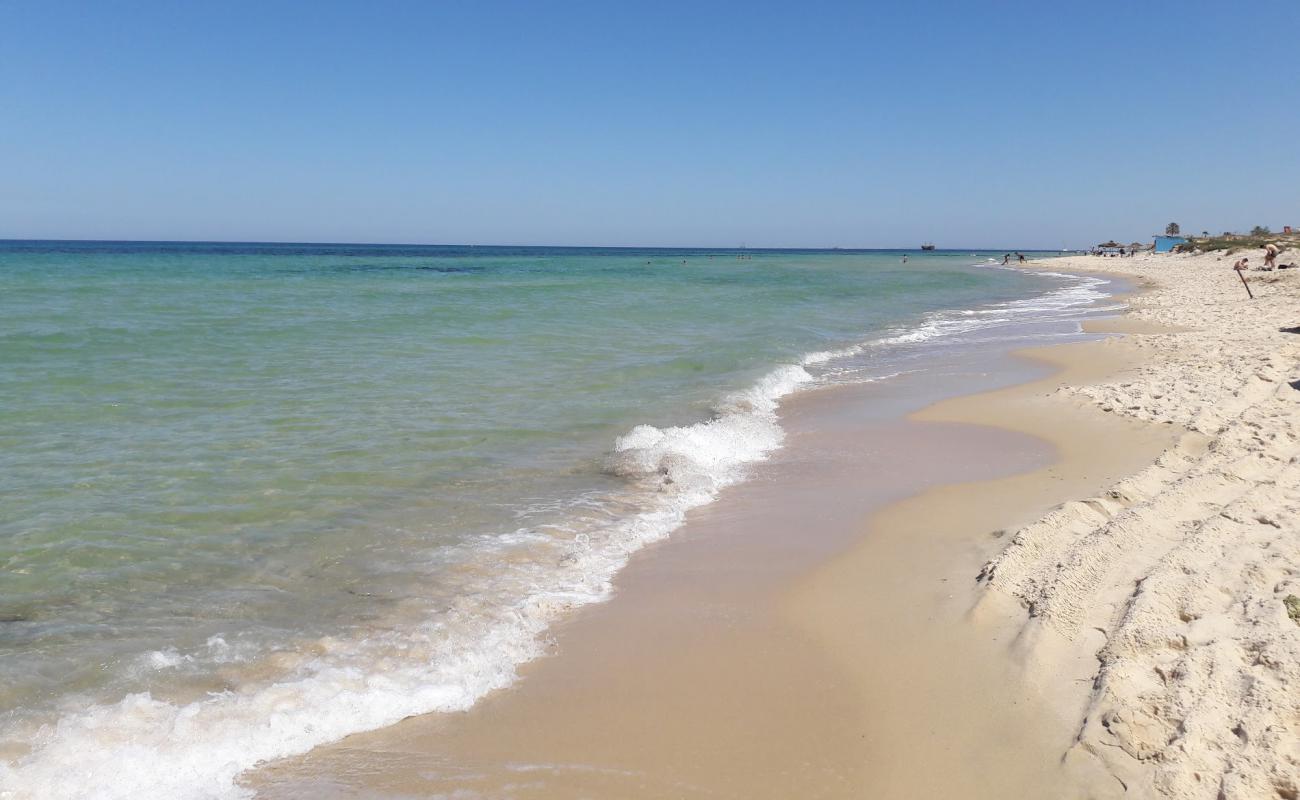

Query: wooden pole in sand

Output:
[1237, 268, 1254, 299]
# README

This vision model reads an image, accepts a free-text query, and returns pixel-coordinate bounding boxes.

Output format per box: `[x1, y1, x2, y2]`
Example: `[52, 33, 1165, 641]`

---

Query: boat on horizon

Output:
[920, 243, 936, 251]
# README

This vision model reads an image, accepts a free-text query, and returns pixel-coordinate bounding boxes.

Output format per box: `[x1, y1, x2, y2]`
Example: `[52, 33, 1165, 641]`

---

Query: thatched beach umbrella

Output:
[1129, 242, 1146, 251]
[1099, 241, 1121, 248]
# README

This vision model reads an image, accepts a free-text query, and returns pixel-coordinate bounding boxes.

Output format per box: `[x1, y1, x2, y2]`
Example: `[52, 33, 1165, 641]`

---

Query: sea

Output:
[0, 241, 1118, 799]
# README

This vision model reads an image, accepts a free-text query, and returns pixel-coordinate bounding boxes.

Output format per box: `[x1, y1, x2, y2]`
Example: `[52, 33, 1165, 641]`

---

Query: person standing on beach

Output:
[1017, 252, 1026, 263]
[1264, 243, 1279, 270]
[1002, 253, 1010, 265]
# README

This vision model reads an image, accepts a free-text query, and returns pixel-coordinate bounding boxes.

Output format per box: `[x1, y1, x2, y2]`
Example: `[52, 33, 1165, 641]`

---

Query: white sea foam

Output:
[0, 263, 1118, 800]
[144, 648, 191, 670]
[866, 268, 1114, 349]
[608, 364, 811, 489]
[801, 344, 864, 365]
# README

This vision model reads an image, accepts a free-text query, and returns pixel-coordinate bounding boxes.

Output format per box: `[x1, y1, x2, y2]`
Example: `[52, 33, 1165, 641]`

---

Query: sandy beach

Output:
[975, 250, 1300, 799]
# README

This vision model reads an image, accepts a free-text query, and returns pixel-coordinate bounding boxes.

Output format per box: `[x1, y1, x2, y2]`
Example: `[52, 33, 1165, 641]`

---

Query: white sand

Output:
[977, 249, 1300, 799]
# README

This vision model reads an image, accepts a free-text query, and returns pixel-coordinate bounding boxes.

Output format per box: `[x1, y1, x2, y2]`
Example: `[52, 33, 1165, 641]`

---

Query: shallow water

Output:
[0, 242, 1112, 798]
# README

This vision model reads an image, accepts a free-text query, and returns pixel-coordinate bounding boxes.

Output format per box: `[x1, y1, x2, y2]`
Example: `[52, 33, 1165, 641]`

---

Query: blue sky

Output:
[2, 0, 1296, 248]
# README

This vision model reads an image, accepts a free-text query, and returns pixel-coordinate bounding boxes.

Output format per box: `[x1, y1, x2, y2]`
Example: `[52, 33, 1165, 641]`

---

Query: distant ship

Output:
[920, 243, 936, 251]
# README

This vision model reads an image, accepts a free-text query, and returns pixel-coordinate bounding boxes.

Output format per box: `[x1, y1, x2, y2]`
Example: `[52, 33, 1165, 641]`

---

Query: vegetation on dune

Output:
[1177, 231, 1299, 254]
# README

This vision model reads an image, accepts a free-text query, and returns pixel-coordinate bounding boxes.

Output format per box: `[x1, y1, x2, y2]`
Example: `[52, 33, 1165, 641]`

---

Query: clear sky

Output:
[2, 0, 1296, 248]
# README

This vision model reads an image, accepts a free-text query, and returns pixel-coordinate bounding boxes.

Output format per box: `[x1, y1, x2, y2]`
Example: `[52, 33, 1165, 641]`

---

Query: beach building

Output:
[1153, 235, 1188, 253]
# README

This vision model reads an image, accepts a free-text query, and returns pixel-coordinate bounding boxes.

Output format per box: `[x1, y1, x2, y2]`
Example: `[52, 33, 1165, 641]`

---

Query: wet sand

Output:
[784, 317, 1176, 799]
[248, 316, 1175, 799]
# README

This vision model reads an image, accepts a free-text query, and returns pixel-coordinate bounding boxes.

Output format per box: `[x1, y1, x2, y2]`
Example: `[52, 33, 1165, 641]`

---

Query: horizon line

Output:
[0, 237, 1076, 252]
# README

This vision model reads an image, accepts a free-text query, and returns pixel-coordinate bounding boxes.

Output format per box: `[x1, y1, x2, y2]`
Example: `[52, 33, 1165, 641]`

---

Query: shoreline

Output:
[246, 265, 1175, 798]
[0, 257, 1124, 800]
[247, 251, 1299, 799]
[783, 317, 1178, 798]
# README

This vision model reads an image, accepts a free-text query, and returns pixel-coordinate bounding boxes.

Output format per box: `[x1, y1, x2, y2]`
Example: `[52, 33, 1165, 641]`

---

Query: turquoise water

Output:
[0, 242, 1090, 798]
